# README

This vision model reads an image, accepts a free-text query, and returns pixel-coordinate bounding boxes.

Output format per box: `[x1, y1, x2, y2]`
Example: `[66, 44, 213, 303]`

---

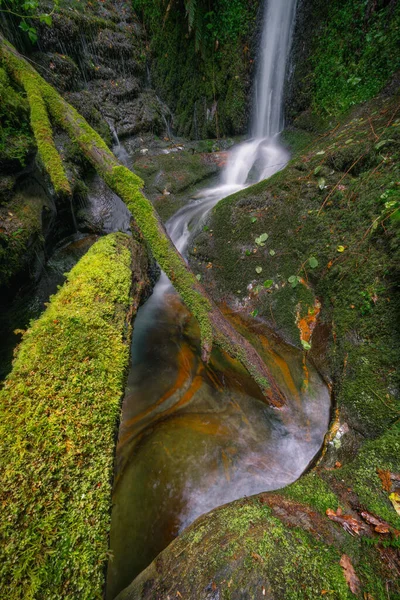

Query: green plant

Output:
[0, 0, 59, 42]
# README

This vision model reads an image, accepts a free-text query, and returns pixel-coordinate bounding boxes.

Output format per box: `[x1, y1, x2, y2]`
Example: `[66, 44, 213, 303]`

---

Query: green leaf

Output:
[28, 28, 38, 43]
[288, 275, 297, 283]
[314, 166, 322, 176]
[40, 14, 52, 26]
[337, 245, 345, 253]
[269, 249, 275, 256]
[251, 217, 257, 223]
[255, 233, 268, 247]
[263, 280, 273, 288]
[255, 266, 263, 274]
[251, 309, 259, 318]
[309, 257, 319, 269]
[375, 140, 387, 150]
[316, 150, 325, 156]
[318, 177, 326, 190]
[301, 340, 312, 351]
[196, 274, 201, 281]
[19, 21, 30, 32]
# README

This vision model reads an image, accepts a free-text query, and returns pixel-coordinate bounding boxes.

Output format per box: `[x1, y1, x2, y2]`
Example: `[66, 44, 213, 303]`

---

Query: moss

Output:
[135, 0, 258, 138]
[309, 0, 400, 116]
[118, 497, 392, 600]
[0, 47, 70, 196]
[109, 165, 213, 349]
[0, 233, 143, 599]
[283, 472, 340, 515]
[334, 427, 400, 529]
[0, 66, 33, 167]
[0, 191, 44, 288]
[24, 73, 71, 196]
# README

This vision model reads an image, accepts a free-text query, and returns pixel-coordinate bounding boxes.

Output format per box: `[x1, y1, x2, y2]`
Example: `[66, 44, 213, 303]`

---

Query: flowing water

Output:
[106, 0, 330, 597]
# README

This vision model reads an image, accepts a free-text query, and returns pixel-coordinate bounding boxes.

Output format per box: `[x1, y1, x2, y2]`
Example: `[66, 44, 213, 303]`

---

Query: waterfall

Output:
[153, 0, 299, 280]
[221, 0, 298, 190]
[253, 0, 298, 139]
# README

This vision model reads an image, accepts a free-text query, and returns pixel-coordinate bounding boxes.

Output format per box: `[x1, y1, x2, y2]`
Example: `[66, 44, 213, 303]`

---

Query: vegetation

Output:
[0, 0, 59, 42]
[311, 0, 400, 115]
[0, 65, 33, 167]
[0, 233, 146, 599]
[133, 0, 258, 137]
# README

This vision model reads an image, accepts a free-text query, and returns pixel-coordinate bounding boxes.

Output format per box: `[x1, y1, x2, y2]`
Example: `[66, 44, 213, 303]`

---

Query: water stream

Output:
[106, 0, 330, 597]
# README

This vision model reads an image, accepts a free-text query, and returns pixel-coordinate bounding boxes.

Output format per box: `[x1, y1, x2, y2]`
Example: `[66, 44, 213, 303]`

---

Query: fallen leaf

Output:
[340, 554, 361, 595]
[389, 492, 400, 516]
[337, 245, 345, 253]
[377, 468, 392, 492]
[360, 511, 390, 534]
[326, 508, 366, 536]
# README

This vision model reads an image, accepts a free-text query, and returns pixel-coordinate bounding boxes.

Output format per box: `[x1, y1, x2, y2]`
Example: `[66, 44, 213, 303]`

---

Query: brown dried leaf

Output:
[340, 554, 361, 595]
[360, 511, 390, 534]
[326, 508, 365, 536]
[377, 468, 393, 492]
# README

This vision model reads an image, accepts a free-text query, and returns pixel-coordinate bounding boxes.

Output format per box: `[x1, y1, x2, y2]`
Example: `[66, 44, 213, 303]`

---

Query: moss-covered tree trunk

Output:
[0, 34, 286, 408]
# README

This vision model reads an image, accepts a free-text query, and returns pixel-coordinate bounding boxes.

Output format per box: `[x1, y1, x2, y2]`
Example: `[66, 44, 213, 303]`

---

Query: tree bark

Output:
[0, 35, 286, 408]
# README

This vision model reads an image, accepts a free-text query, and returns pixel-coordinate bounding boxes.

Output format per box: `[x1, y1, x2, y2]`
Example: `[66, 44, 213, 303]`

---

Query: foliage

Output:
[0, 233, 140, 599]
[0, 66, 33, 165]
[0, 0, 58, 42]
[132, 0, 258, 137]
[311, 0, 400, 115]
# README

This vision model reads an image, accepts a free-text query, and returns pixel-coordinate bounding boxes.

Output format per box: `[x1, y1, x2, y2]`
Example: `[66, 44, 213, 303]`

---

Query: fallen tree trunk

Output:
[0, 35, 286, 408]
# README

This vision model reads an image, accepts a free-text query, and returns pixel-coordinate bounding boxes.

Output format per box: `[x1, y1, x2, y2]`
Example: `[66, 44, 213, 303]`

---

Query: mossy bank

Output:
[0, 233, 149, 599]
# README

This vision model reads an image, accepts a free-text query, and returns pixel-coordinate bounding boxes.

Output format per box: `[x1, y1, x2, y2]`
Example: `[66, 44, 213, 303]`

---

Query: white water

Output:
[149, 0, 298, 307]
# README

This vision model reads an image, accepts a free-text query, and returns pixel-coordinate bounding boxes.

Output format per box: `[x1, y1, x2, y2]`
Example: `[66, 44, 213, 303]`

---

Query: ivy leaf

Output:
[309, 257, 319, 269]
[255, 266, 263, 274]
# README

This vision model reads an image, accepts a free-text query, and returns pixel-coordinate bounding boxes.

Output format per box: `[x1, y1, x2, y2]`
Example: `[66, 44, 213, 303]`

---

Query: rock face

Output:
[33, 1, 170, 140]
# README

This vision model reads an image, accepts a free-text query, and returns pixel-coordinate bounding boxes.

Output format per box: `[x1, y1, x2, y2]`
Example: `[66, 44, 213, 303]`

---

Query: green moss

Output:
[24, 73, 71, 196]
[134, 0, 258, 138]
[335, 427, 400, 529]
[0, 233, 140, 599]
[0, 66, 33, 167]
[310, 0, 400, 116]
[283, 472, 339, 515]
[0, 191, 44, 287]
[109, 165, 213, 349]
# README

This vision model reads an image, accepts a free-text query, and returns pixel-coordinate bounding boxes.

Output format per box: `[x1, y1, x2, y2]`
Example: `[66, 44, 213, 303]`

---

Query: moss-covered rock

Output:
[0, 232, 149, 600]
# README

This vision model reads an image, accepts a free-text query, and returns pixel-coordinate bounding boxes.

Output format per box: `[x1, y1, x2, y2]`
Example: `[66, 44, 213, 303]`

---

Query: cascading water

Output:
[106, 1, 329, 597]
